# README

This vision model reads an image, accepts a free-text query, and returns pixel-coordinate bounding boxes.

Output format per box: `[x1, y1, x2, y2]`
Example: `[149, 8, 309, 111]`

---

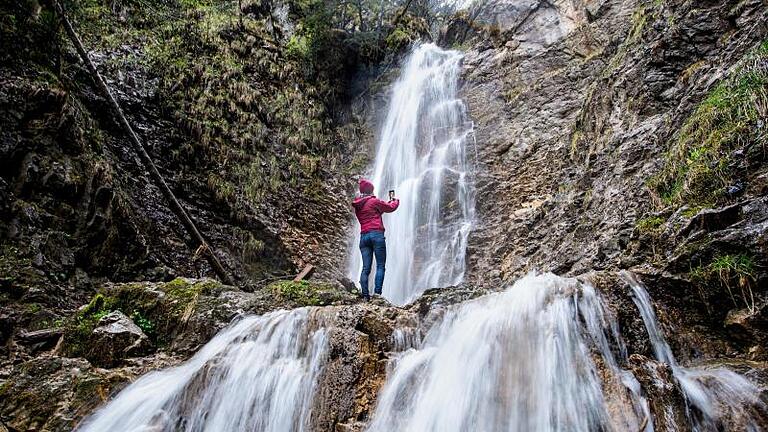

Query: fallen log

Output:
[293, 264, 315, 282]
[52, 0, 233, 285]
[17, 328, 63, 345]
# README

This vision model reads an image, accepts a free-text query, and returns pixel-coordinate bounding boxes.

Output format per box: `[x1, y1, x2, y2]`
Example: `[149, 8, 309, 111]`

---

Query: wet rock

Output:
[0, 354, 178, 432]
[438, 13, 483, 48]
[310, 304, 417, 429]
[725, 303, 768, 348]
[16, 327, 63, 351]
[628, 354, 689, 432]
[678, 202, 742, 237]
[474, 0, 589, 53]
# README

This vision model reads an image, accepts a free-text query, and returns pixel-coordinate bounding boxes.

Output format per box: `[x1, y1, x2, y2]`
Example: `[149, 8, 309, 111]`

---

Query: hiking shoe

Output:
[371, 295, 389, 306]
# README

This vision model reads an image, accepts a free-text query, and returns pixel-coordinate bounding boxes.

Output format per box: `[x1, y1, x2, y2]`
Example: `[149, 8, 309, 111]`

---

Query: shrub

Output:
[690, 254, 757, 312]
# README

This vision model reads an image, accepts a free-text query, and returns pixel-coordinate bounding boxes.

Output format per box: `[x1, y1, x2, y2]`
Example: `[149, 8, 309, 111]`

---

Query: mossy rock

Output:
[268, 280, 349, 307]
[61, 278, 229, 361]
[0, 355, 137, 432]
[635, 215, 666, 234]
[649, 40, 768, 207]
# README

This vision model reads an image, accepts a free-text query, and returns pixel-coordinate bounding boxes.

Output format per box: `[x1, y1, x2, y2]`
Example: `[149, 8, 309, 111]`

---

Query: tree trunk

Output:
[392, 0, 415, 29]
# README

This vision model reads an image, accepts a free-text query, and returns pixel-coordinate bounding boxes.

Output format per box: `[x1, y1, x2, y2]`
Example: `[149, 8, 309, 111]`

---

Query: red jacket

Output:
[352, 195, 400, 233]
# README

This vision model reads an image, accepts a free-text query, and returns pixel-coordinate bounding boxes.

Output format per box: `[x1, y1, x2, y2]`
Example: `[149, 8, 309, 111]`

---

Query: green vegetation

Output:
[690, 253, 757, 312]
[0, 1, 61, 74]
[63, 278, 221, 356]
[636, 215, 665, 233]
[65, 293, 119, 356]
[680, 206, 704, 218]
[628, 6, 648, 43]
[25, 303, 42, 314]
[385, 27, 412, 51]
[650, 41, 768, 206]
[286, 34, 312, 60]
[130, 310, 155, 336]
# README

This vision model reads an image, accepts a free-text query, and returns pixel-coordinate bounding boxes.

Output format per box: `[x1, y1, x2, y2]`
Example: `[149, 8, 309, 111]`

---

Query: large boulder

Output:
[60, 278, 252, 361]
[87, 311, 150, 368]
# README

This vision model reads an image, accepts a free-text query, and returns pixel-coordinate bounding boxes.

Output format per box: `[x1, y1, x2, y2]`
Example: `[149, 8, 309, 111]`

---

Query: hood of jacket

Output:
[352, 194, 375, 210]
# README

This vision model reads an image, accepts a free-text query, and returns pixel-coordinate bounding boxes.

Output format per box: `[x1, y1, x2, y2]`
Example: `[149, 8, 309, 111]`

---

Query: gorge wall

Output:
[1, 0, 767, 431]
[462, 0, 767, 363]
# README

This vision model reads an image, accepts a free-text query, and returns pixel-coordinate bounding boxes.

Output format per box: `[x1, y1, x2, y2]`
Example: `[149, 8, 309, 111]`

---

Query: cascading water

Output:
[367, 273, 653, 432]
[76, 309, 329, 432]
[623, 272, 767, 432]
[347, 43, 476, 305]
[366, 272, 768, 432]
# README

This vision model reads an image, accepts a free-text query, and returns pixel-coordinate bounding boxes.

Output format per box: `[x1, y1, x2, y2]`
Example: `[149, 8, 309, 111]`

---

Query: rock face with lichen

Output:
[1, 0, 768, 431]
[461, 0, 768, 362]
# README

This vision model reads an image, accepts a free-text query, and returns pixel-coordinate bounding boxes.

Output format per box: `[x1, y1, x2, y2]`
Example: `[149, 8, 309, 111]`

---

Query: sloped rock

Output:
[0, 354, 178, 432]
[678, 202, 742, 237]
[310, 304, 418, 430]
[725, 303, 768, 348]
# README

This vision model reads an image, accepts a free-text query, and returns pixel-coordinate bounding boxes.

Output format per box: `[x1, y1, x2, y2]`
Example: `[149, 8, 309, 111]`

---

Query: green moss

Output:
[636, 216, 665, 233]
[130, 310, 155, 336]
[628, 7, 648, 43]
[649, 40, 768, 206]
[286, 34, 312, 60]
[270, 280, 322, 306]
[63, 293, 118, 357]
[268, 280, 342, 306]
[63, 279, 221, 355]
[680, 206, 704, 218]
[25, 303, 42, 314]
[162, 277, 219, 298]
[160, 277, 222, 317]
[385, 28, 411, 51]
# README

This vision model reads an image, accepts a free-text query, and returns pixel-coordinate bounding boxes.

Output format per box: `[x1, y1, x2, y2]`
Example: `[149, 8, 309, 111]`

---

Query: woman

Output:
[352, 179, 399, 300]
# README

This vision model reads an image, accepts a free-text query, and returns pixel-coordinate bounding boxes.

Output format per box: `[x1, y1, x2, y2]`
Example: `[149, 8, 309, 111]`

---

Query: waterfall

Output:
[366, 272, 767, 432]
[347, 43, 476, 305]
[366, 273, 653, 432]
[622, 272, 767, 432]
[76, 309, 329, 432]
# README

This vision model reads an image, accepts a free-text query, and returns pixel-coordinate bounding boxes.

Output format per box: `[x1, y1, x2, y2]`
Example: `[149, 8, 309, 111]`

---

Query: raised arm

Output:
[375, 198, 399, 213]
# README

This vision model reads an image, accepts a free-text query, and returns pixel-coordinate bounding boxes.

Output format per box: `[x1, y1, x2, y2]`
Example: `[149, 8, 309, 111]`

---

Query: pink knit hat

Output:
[359, 179, 374, 194]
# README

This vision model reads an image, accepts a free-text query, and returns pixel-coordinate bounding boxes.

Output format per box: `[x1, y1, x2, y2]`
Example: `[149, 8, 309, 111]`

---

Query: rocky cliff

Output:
[1, 0, 768, 431]
[462, 0, 767, 361]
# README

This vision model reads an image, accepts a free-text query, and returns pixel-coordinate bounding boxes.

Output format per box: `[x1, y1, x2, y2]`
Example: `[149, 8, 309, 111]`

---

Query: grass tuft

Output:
[690, 253, 757, 312]
[649, 40, 768, 207]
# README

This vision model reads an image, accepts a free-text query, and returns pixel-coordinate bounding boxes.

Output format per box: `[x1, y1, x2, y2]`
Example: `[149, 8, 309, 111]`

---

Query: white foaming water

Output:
[348, 43, 475, 305]
[76, 309, 328, 432]
[623, 272, 767, 432]
[367, 273, 652, 432]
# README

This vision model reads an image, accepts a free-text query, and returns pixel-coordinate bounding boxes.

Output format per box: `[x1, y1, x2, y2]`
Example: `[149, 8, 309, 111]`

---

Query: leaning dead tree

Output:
[53, 0, 234, 285]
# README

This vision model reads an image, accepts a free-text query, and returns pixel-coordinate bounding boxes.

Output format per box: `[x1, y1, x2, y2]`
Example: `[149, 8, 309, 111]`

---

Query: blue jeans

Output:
[359, 231, 386, 297]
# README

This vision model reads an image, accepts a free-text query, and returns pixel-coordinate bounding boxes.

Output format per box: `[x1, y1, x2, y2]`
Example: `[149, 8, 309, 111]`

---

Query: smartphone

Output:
[388, 190, 395, 200]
